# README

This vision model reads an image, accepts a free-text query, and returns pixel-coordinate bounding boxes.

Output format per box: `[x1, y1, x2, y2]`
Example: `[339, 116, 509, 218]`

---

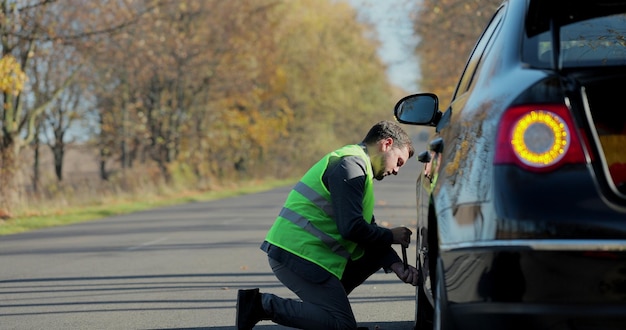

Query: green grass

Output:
[0, 178, 295, 236]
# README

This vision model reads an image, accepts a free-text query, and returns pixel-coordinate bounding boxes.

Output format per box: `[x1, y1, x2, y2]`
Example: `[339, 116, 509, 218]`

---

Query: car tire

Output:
[415, 273, 434, 330]
[433, 256, 453, 330]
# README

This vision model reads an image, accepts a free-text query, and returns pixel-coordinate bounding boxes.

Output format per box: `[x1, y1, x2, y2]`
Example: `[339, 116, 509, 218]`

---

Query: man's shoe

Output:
[236, 288, 268, 330]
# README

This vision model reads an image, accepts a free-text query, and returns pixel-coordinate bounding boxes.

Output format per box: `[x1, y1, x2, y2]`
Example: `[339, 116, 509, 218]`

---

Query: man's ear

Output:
[380, 137, 394, 151]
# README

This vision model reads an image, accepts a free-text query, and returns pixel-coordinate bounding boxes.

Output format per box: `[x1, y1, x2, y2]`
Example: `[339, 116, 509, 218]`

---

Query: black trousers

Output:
[261, 247, 389, 330]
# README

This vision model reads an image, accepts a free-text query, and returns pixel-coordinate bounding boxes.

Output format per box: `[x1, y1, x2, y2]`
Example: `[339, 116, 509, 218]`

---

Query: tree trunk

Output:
[99, 147, 109, 181]
[53, 146, 64, 181]
[0, 144, 21, 216]
[33, 131, 41, 193]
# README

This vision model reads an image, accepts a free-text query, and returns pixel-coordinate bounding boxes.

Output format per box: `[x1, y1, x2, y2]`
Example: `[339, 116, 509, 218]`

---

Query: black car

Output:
[394, 0, 626, 329]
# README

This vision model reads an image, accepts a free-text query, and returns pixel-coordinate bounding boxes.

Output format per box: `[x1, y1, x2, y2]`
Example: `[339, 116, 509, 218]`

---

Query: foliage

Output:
[412, 0, 502, 103]
[273, 0, 395, 162]
[77, 0, 394, 184]
[0, 0, 395, 216]
[0, 0, 84, 213]
[0, 55, 27, 95]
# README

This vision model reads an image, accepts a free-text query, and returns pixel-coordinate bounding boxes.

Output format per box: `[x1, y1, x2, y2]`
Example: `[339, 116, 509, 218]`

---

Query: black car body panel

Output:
[394, 0, 626, 329]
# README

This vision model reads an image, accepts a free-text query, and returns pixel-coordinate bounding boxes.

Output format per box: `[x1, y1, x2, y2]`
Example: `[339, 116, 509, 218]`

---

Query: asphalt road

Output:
[0, 158, 421, 330]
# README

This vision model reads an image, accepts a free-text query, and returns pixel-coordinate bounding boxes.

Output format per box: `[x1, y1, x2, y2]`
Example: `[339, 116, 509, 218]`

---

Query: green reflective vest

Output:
[265, 144, 375, 279]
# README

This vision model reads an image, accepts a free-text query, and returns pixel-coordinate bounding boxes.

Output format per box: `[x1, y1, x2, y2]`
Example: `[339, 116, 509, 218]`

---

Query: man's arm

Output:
[324, 154, 418, 284]
[324, 155, 393, 245]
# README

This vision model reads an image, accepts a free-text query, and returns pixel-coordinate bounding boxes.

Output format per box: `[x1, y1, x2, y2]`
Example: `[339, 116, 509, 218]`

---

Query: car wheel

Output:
[415, 271, 434, 329]
[433, 257, 453, 330]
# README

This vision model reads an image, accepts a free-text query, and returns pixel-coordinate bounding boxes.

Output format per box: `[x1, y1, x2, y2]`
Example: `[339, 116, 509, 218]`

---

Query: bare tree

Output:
[0, 0, 153, 213]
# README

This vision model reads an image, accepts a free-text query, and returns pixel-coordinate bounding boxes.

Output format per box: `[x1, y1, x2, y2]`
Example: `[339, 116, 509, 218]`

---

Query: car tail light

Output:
[495, 104, 587, 172]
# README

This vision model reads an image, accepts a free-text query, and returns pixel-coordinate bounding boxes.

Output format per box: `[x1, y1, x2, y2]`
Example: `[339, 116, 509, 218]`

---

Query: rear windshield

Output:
[524, 3, 626, 68]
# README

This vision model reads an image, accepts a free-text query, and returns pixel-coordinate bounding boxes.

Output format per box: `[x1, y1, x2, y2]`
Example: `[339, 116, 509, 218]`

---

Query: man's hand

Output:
[391, 226, 412, 248]
[390, 261, 419, 286]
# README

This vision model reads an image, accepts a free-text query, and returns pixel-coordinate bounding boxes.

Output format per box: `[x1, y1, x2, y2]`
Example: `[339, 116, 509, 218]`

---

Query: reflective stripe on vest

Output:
[277, 207, 351, 259]
[292, 181, 334, 216]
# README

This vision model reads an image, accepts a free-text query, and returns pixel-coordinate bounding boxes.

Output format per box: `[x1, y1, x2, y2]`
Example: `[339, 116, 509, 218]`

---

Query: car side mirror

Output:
[394, 93, 442, 127]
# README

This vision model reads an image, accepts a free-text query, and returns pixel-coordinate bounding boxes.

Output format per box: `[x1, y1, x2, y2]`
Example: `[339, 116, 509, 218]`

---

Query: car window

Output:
[526, 13, 626, 68]
[452, 7, 504, 100]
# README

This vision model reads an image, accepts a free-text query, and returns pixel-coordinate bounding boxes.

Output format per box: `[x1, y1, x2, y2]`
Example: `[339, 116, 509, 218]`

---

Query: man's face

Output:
[372, 139, 410, 181]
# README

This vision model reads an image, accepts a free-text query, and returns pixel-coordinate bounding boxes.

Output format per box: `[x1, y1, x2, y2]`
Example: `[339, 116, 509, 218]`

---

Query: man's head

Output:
[362, 120, 415, 181]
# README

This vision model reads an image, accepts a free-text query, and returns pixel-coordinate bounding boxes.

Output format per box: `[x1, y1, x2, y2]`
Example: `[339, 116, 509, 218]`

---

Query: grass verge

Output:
[0, 178, 295, 236]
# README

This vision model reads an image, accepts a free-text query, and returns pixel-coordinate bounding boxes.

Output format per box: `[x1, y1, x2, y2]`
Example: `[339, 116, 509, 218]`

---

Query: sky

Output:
[348, 0, 422, 93]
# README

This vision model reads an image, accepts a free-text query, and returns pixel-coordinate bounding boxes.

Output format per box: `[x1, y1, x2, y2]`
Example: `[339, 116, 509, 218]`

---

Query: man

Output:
[236, 120, 419, 330]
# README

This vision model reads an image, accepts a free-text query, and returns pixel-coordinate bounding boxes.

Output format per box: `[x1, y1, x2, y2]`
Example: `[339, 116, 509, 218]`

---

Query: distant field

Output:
[19, 143, 117, 194]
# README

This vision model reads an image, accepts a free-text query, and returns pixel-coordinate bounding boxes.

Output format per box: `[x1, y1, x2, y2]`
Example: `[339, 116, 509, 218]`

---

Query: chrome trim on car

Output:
[441, 239, 626, 252]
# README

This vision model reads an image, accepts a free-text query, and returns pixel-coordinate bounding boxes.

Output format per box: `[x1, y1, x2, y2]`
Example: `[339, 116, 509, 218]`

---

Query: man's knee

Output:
[334, 318, 357, 330]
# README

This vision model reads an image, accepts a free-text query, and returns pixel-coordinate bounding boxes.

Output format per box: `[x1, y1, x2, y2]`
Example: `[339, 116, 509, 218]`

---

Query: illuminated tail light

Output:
[495, 104, 587, 171]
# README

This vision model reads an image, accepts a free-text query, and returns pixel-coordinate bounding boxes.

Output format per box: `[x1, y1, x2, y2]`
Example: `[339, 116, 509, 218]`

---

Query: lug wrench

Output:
[402, 245, 408, 270]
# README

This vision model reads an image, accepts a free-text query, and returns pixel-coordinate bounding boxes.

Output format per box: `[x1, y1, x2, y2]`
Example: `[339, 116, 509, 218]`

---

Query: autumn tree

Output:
[0, 0, 73, 212]
[190, 1, 295, 181]
[79, 1, 290, 184]
[1, 0, 397, 213]
[0, 54, 27, 210]
[79, 0, 394, 185]
[413, 0, 502, 103]
[0, 0, 153, 212]
[263, 0, 394, 169]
